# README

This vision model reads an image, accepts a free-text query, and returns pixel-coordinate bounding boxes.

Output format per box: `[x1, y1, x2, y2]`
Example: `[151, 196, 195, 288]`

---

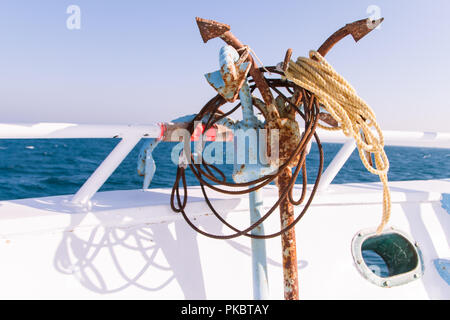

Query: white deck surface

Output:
[0, 179, 448, 299]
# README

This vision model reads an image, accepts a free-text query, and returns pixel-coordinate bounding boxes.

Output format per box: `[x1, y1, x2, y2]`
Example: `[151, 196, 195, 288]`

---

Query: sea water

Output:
[0, 139, 448, 201]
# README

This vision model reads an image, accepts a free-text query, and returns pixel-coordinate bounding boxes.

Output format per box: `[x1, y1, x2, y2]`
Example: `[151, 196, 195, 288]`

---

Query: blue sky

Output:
[0, 1, 449, 132]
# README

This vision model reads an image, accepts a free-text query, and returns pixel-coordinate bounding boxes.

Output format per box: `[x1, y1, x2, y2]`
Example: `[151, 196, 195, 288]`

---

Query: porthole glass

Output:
[362, 250, 389, 278]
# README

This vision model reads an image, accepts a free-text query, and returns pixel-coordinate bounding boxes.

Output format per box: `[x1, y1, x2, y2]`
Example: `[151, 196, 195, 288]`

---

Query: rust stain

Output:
[267, 118, 301, 167]
[216, 61, 250, 103]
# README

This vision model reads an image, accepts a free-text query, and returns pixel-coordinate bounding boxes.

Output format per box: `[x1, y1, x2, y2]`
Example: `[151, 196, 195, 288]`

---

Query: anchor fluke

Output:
[349, 17, 384, 42]
[318, 17, 384, 56]
[196, 17, 230, 43]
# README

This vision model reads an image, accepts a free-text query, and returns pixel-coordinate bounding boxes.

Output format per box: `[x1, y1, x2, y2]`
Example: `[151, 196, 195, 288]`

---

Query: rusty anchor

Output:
[197, 16, 304, 300]
[190, 16, 384, 300]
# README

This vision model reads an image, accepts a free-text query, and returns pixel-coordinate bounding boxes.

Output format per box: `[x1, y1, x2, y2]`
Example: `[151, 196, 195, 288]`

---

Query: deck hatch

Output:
[351, 227, 424, 287]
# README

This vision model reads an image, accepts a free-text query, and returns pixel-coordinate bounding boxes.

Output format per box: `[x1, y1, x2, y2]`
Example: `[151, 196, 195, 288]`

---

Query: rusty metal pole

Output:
[277, 17, 385, 299]
[277, 169, 298, 299]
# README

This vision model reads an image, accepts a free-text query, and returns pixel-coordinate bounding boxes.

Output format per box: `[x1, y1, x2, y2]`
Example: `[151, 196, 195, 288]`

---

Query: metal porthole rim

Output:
[351, 227, 424, 288]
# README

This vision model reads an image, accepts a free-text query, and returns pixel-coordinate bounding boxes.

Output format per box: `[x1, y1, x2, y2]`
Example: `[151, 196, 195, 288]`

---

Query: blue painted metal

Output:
[205, 45, 269, 299]
[206, 46, 274, 184]
[433, 259, 450, 285]
[137, 138, 161, 189]
[137, 115, 198, 189]
[441, 194, 450, 214]
[249, 188, 269, 299]
[205, 46, 251, 102]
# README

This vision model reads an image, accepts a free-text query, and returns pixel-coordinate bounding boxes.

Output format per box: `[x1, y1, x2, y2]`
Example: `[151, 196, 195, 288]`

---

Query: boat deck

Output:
[0, 179, 448, 299]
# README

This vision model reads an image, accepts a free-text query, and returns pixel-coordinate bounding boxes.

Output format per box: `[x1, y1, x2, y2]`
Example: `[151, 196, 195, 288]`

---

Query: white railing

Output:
[0, 122, 161, 139]
[0, 122, 449, 204]
[0, 123, 161, 205]
[316, 129, 450, 191]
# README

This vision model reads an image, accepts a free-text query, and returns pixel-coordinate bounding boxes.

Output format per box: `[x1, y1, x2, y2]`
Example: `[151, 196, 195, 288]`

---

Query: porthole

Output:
[351, 227, 424, 287]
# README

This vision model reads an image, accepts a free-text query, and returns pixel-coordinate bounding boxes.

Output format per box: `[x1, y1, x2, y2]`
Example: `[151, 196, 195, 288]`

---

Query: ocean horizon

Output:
[0, 139, 448, 201]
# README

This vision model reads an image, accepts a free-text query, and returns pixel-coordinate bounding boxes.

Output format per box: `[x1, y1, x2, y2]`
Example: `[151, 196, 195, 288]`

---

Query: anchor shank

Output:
[218, 31, 280, 121]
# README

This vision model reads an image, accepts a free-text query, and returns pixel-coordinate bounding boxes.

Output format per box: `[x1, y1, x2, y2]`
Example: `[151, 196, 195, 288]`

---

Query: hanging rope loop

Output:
[284, 50, 391, 233]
